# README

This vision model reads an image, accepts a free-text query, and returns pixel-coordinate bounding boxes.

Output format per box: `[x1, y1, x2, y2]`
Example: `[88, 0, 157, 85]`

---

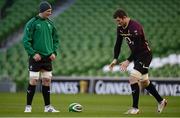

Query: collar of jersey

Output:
[36, 15, 47, 20]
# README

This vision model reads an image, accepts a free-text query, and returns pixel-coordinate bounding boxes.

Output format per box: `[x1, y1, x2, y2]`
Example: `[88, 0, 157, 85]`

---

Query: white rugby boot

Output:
[157, 99, 167, 113]
[44, 105, 60, 112]
[124, 107, 140, 114]
[24, 105, 32, 112]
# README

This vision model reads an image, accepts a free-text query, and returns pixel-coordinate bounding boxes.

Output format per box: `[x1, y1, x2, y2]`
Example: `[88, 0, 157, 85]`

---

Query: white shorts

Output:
[130, 69, 149, 81]
[29, 71, 52, 79]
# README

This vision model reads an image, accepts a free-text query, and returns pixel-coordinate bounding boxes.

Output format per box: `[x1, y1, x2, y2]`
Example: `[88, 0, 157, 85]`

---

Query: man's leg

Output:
[141, 74, 163, 102]
[129, 69, 142, 109]
[42, 81, 51, 106]
[41, 71, 59, 112]
[144, 83, 163, 102]
[26, 82, 36, 105]
[24, 71, 39, 112]
[141, 74, 167, 113]
[125, 69, 141, 114]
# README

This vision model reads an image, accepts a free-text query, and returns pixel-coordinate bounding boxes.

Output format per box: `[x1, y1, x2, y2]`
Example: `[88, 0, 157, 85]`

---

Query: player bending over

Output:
[109, 9, 167, 114]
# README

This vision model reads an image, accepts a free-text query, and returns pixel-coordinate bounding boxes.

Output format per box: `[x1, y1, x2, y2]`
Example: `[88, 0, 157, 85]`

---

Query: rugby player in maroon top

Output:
[109, 9, 167, 114]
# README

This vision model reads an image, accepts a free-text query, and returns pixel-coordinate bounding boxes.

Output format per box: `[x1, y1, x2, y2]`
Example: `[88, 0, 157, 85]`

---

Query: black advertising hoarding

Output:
[94, 79, 180, 96]
[151, 80, 180, 96]
[51, 79, 90, 94]
[51, 77, 180, 96]
[94, 80, 131, 95]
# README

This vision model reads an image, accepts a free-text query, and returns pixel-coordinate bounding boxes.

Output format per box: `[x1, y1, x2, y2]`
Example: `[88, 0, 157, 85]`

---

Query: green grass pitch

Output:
[0, 92, 179, 117]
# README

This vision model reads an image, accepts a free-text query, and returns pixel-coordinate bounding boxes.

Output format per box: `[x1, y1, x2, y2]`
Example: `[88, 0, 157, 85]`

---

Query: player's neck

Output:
[123, 17, 130, 29]
[38, 13, 48, 19]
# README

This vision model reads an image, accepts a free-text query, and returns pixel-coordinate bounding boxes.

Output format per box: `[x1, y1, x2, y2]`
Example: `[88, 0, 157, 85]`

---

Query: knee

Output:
[129, 69, 142, 84]
[42, 78, 51, 86]
[29, 71, 39, 85]
[129, 77, 139, 84]
[29, 79, 38, 85]
[140, 79, 150, 88]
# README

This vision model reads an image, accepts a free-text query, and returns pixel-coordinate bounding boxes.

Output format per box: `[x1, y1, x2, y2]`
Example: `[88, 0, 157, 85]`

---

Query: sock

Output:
[42, 85, 50, 106]
[145, 82, 163, 103]
[26, 84, 36, 105]
[131, 83, 140, 109]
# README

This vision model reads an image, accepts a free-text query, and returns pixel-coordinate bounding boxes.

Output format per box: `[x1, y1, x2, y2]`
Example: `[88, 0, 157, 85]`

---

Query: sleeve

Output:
[22, 20, 36, 57]
[113, 28, 123, 59]
[52, 25, 59, 56]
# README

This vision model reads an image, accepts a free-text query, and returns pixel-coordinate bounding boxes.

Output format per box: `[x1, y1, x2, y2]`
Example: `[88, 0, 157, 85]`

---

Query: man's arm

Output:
[114, 30, 123, 60]
[52, 26, 59, 56]
[109, 28, 123, 70]
[22, 20, 36, 57]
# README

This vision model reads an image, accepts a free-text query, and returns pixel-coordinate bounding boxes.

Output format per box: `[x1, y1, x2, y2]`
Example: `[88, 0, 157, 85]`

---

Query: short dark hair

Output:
[113, 9, 127, 19]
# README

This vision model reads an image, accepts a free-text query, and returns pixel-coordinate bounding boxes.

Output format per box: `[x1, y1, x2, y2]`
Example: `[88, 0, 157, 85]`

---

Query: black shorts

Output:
[133, 52, 152, 74]
[29, 56, 52, 72]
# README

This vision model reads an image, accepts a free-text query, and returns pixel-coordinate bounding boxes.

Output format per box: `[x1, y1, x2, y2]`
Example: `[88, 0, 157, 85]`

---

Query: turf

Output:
[0, 93, 179, 117]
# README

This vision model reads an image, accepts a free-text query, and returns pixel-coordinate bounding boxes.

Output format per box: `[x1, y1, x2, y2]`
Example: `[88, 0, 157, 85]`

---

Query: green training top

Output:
[23, 16, 59, 57]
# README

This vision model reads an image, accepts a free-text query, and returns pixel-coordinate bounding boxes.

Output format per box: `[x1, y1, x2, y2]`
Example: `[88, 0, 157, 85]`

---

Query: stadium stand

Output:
[0, 0, 57, 46]
[0, 0, 179, 89]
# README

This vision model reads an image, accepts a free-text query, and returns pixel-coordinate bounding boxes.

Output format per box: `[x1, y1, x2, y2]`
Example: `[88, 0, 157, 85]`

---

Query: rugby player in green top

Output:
[23, 1, 59, 112]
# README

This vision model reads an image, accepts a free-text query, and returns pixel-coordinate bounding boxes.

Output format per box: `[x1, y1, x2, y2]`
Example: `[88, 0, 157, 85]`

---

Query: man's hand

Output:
[33, 53, 41, 61]
[109, 59, 118, 71]
[120, 60, 130, 72]
[49, 53, 56, 61]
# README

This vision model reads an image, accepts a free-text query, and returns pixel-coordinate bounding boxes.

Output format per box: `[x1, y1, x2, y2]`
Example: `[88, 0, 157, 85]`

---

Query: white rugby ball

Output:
[68, 103, 83, 112]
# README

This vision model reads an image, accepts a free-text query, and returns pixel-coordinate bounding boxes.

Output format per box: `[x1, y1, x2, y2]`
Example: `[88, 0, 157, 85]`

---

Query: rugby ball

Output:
[68, 103, 83, 112]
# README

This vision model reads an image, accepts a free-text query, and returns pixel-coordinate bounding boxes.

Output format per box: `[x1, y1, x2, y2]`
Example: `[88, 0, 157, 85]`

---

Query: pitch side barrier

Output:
[51, 76, 180, 96]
